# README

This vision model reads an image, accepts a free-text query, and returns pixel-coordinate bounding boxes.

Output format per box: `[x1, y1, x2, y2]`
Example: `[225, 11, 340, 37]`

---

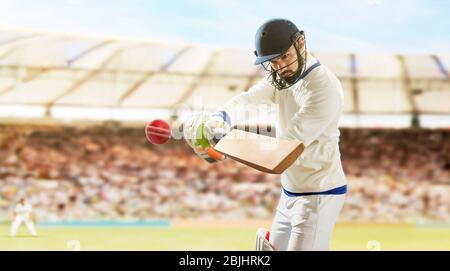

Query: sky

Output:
[0, 0, 449, 53]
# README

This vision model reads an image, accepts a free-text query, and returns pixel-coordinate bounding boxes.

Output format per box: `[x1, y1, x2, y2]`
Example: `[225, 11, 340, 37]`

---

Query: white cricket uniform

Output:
[222, 52, 347, 250]
[10, 202, 37, 237]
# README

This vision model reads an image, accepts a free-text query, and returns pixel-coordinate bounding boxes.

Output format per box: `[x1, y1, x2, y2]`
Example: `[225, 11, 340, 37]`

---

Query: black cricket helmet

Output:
[254, 19, 306, 89]
[254, 18, 300, 65]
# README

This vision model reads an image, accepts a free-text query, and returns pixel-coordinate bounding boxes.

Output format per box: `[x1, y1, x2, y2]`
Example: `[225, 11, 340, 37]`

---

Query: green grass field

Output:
[1, 221, 449, 251]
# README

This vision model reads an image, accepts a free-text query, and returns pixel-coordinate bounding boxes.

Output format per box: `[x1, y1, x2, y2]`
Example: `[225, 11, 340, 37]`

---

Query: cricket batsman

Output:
[10, 197, 37, 237]
[186, 18, 346, 251]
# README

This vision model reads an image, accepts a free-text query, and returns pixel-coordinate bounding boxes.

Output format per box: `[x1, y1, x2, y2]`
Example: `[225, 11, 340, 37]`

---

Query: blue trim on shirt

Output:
[299, 60, 321, 79]
[432, 55, 449, 78]
[283, 185, 347, 197]
[212, 110, 231, 126]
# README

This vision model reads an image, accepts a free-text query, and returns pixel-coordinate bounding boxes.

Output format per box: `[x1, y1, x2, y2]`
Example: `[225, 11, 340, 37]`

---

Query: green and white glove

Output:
[205, 111, 232, 146]
[183, 111, 231, 163]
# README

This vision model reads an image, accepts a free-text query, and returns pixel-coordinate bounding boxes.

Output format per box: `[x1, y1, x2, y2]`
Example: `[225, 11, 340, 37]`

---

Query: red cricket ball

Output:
[145, 119, 171, 145]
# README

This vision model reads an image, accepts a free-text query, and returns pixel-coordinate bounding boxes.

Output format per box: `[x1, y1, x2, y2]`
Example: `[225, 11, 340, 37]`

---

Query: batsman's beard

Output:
[269, 45, 306, 89]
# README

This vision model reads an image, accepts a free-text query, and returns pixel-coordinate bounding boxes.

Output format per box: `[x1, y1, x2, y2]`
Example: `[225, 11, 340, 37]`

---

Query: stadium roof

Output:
[0, 29, 449, 128]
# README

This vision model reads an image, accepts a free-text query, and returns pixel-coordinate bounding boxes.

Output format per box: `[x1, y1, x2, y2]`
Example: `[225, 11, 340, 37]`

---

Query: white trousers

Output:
[269, 191, 345, 251]
[10, 217, 37, 237]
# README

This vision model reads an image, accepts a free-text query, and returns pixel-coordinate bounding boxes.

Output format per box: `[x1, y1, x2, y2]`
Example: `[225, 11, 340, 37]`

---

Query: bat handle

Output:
[207, 147, 225, 161]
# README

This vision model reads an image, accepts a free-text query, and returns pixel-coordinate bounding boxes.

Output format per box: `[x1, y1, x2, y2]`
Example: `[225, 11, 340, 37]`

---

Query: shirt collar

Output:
[298, 52, 321, 81]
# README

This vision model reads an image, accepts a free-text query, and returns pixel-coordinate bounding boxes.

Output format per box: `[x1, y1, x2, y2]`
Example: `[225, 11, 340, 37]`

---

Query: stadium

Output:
[0, 1, 449, 251]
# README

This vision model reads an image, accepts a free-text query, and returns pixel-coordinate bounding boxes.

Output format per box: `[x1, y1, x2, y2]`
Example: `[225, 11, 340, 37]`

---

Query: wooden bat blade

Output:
[213, 129, 304, 174]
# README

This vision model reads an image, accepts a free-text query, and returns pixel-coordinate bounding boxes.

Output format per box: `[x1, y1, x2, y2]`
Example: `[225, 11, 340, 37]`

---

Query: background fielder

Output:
[10, 197, 37, 237]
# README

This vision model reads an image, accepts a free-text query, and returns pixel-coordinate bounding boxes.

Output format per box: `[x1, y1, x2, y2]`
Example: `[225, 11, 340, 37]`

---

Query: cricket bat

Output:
[146, 119, 303, 174]
[213, 129, 304, 174]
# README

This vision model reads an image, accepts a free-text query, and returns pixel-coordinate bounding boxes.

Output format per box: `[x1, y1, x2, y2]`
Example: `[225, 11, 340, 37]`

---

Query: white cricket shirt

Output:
[15, 202, 33, 219]
[222, 52, 347, 193]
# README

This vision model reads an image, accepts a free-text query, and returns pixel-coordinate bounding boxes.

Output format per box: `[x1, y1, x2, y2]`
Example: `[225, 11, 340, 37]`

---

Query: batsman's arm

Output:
[219, 78, 275, 126]
[283, 85, 342, 147]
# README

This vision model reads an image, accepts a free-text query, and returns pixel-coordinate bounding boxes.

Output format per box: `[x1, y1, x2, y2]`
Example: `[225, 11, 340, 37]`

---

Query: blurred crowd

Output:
[0, 124, 449, 223]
